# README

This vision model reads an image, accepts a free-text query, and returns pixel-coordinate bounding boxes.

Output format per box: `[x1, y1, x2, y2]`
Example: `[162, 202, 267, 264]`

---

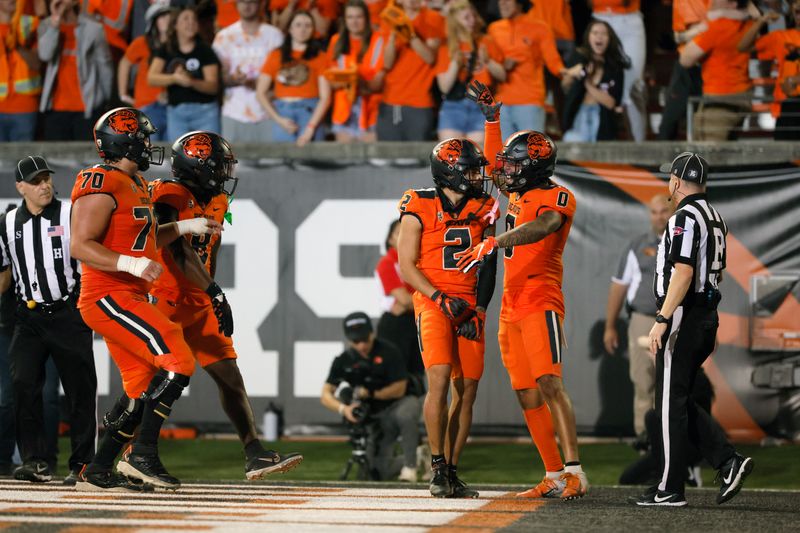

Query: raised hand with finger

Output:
[466, 80, 501, 121]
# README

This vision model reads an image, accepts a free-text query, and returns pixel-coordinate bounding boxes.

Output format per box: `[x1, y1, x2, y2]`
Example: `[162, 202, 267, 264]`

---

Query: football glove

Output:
[206, 282, 234, 337]
[456, 310, 485, 341]
[430, 291, 470, 322]
[466, 80, 502, 122]
[456, 236, 498, 273]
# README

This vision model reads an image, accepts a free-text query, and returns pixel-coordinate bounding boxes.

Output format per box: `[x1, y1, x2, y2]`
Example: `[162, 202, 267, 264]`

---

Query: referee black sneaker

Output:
[716, 454, 754, 504]
[117, 451, 180, 490]
[13, 460, 52, 483]
[245, 451, 304, 480]
[76, 467, 153, 493]
[634, 489, 687, 507]
[429, 463, 452, 498]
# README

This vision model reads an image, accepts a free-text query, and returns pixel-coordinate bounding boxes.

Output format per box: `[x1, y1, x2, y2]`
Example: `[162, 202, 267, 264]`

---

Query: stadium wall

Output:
[0, 142, 798, 441]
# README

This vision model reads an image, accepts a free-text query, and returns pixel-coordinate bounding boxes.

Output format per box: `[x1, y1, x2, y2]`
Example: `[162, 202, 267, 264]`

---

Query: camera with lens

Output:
[334, 364, 375, 425]
[335, 364, 380, 480]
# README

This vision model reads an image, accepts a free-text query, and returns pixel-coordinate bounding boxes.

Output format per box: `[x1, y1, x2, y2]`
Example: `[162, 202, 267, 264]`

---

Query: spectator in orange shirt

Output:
[118, 2, 171, 141]
[365, 0, 387, 29]
[739, 1, 800, 139]
[148, 5, 221, 140]
[82, 0, 133, 61]
[327, 0, 386, 142]
[527, 0, 575, 59]
[591, 0, 646, 141]
[0, 0, 41, 141]
[487, 0, 577, 140]
[256, 10, 331, 145]
[657, 0, 709, 140]
[271, 0, 339, 36]
[680, 0, 752, 140]
[434, 0, 503, 144]
[561, 19, 628, 142]
[376, 0, 445, 141]
[215, 0, 240, 29]
[38, 0, 112, 140]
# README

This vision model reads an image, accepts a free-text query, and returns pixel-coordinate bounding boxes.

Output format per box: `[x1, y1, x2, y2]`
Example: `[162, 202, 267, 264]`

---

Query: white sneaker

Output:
[417, 444, 432, 481]
[398, 466, 418, 482]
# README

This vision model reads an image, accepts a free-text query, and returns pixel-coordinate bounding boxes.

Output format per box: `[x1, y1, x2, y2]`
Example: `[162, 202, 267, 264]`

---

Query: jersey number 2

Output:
[443, 228, 471, 270]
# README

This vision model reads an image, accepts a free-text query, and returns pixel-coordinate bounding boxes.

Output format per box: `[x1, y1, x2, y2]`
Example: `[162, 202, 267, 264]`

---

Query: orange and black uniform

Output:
[484, 121, 576, 389]
[149, 179, 235, 367]
[397, 188, 497, 380]
[71, 165, 195, 398]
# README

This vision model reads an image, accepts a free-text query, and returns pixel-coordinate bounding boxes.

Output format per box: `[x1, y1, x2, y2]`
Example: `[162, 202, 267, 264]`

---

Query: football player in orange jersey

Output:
[148, 131, 303, 480]
[397, 138, 499, 498]
[458, 80, 588, 500]
[70, 108, 221, 492]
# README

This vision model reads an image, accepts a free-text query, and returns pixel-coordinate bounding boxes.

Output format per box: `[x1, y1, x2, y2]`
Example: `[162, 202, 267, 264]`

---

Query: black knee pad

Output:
[143, 370, 190, 419]
[103, 394, 144, 444]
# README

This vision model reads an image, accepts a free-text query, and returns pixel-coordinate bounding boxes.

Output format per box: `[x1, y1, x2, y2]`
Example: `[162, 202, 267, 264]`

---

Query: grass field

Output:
[55, 438, 800, 490]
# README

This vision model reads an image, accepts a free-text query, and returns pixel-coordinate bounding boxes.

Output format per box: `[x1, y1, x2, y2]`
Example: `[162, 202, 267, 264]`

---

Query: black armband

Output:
[475, 251, 497, 310]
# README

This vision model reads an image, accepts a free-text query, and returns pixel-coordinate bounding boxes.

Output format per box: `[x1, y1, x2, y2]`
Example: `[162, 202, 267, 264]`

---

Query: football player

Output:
[70, 108, 220, 491]
[457, 80, 588, 500]
[396, 138, 499, 498]
[148, 131, 303, 479]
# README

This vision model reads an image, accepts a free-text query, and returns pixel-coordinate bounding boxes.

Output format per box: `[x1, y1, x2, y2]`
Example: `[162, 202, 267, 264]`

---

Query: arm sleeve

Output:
[691, 23, 716, 54]
[70, 167, 119, 204]
[397, 189, 425, 228]
[755, 33, 778, 61]
[148, 181, 186, 212]
[325, 355, 345, 385]
[539, 24, 565, 76]
[667, 212, 698, 266]
[612, 245, 636, 285]
[483, 120, 503, 175]
[475, 251, 497, 309]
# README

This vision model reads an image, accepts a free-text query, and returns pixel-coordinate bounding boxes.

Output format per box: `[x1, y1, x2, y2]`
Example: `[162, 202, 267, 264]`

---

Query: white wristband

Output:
[117, 254, 152, 278]
[176, 218, 210, 236]
[338, 404, 346, 415]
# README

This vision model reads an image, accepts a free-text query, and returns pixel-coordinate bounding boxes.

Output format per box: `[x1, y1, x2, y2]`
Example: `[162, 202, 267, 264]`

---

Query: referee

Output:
[634, 152, 752, 507]
[0, 156, 96, 484]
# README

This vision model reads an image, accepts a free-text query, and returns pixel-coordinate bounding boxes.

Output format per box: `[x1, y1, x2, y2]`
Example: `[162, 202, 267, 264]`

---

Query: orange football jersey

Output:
[149, 179, 227, 299]
[501, 182, 576, 321]
[70, 165, 157, 303]
[398, 187, 498, 296]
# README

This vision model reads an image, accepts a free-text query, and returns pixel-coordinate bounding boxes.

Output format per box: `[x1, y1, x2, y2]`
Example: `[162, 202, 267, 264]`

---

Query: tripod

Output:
[339, 423, 373, 481]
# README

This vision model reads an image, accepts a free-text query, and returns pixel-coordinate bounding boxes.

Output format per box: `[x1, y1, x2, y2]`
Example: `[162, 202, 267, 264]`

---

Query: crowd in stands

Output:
[2, 0, 800, 144]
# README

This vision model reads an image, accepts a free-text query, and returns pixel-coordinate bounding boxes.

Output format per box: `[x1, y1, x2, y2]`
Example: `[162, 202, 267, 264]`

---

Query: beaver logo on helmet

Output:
[106, 109, 139, 134]
[436, 139, 463, 167]
[526, 132, 553, 162]
[183, 133, 214, 160]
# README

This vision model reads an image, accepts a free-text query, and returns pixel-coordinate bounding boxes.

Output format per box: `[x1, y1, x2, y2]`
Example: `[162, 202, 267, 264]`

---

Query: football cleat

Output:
[560, 472, 587, 500]
[634, 490, 687, 507]
[76, 467, 153, 492]
[117, 451, 180, 490]
[13, 460, 51, 483]
[245, 451, 303, 480]
[716, 454, 753, 505]
[429, 464, 452, 498]
[450, 473, 479, 499]
[517, 476, 565, 498]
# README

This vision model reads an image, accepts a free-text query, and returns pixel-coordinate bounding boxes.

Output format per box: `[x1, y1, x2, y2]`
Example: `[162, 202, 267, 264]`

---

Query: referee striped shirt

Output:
[653, 193, 727, 303]
[0, 199, 80, 304]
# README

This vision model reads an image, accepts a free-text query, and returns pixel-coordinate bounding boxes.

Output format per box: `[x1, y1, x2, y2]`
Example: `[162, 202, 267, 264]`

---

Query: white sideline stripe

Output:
[0, 516, 429, 532]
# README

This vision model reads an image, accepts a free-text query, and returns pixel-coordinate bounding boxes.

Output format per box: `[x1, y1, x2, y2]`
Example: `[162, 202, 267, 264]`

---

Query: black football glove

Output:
[466, 80, 502, 122]
[431, 290, 470, 322]
[206, 282, 234, 337]
[456, 310, 485, 341]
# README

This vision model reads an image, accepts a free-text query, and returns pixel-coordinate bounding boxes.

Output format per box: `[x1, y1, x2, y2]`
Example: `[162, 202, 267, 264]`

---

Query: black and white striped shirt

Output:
[0, 199, 80, 304]
[653, 193, 727, 303]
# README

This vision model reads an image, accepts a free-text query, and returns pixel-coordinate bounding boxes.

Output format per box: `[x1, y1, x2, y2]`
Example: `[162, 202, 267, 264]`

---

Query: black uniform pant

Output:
[9, 303, 97, 471]
[654, 304, 735, 494]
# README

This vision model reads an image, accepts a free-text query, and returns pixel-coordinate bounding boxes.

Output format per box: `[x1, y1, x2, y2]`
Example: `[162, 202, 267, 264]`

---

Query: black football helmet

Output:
[93, 107, 164, 171]
[430, 138, 490, 198]
[171, 131, 238, 196]
[494, 130, 557, 192]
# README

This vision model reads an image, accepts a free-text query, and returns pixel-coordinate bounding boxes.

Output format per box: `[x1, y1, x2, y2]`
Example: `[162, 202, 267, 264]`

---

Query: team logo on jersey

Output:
[183, 133, 213, 160]
[107, 109, 139, 134]
[526, 132, 553, 162]
[435, 139, 463, 168]
[673, 227, 685, 236]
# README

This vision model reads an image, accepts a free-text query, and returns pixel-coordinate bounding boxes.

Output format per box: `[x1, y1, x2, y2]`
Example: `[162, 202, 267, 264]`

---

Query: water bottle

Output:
[262, 404, 279, 442]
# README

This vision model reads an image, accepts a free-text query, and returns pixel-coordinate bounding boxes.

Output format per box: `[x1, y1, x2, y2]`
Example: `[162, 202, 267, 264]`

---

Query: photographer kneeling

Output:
[321, 312, 423, 481]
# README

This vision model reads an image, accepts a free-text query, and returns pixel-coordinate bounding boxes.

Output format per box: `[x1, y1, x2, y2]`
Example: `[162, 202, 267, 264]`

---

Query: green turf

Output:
[56, 438, 799, 489]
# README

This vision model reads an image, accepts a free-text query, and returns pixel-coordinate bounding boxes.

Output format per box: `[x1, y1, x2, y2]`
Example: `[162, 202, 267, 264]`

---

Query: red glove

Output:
[456, 236, 497, 273]
[457, 309, 485, 341]
[431, 291, 470, 322]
